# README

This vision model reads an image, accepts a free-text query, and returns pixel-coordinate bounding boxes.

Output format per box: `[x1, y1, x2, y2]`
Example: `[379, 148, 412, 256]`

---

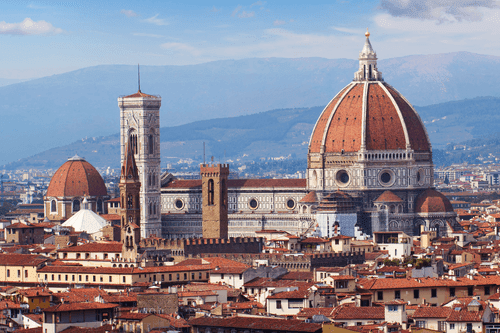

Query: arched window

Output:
[149, 202, 152, 215]
[311, 170, 317, 188]
[96, 199, 103, 213]
[363, 65, 366, 79]
[369, 64, 372, 79]
[121, 195, 125, 208]
[208, 179, 214, 205]
[148, 173, 152, 186]
[50, 200, 57, 213]
[127, 194, 133, 209]
[153, 203, 157, 215]
[72, 199, 80, 213]
[129, 130, 138, 155]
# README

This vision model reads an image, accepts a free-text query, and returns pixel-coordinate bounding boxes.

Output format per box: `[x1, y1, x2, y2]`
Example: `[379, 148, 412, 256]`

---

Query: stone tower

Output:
[118, 88, 161, 238]
[119, 140, 141, 261]
[200, 164, 229, 239]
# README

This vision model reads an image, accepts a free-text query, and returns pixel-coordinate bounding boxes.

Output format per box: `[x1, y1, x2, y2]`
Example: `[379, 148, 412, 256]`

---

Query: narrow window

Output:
[51, 200, 57, 213]
[96, 199, 103, 213]
[208, 179, 214, 205]
[148, 134, 154, 154]
[73, 199, 80, 212]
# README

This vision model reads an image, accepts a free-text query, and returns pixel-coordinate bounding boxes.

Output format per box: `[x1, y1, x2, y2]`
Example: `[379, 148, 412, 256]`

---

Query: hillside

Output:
[2, 52, 500, 164]
[5, 96, 500, 170]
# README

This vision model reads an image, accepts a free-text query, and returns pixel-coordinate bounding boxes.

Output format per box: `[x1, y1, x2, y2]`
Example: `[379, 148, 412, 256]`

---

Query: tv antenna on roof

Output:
[138, 64, 141, 92]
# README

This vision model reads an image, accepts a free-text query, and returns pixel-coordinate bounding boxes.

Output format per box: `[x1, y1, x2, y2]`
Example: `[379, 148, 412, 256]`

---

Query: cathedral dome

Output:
[414, 189, 454, 214]
[308, 32, 430, 155]
[46, 155, 107, 197]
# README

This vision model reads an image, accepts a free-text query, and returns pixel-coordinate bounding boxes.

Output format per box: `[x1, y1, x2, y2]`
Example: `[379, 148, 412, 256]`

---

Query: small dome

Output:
[415, 189, 454, 213]
[61, 209, 108, 234]
[46, 156, 107, 197]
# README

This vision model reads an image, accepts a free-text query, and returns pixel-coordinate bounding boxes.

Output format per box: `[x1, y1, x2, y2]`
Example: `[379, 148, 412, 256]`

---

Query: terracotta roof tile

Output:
[365, 83, 407, 150]
[415, 189, 454, 213]
[189, 316, 321, 332]
[299, 191, 318, 203]
[45, 302, 118, 312]
[57, 241, 122, 253]
[331, 305, 384, 320]
[374, 191, 403, 203]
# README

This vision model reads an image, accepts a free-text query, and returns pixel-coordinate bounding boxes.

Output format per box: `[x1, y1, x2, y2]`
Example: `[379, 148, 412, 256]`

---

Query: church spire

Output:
[121, 139, 139, 181]
[354, 29, 383, 81]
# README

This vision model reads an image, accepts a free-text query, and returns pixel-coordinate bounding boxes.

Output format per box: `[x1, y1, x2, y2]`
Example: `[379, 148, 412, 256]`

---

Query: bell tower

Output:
[118, 80, 161, 238]
[200, 164, 229, 239]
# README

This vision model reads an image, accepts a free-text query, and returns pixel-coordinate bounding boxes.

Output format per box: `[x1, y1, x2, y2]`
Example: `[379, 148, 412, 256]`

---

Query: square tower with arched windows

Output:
[200, 164, 229, 239]
[118, 90, 161, 238]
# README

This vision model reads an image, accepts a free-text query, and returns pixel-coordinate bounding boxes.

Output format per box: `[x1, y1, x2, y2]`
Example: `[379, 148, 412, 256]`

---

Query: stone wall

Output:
[136, 293, 178, 314]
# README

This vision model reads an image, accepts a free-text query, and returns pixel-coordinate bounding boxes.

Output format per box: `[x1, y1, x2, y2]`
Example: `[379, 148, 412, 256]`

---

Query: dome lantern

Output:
[354, 29, 383, 82]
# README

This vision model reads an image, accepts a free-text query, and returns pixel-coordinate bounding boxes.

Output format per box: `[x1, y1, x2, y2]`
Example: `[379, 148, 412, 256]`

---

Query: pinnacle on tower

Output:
[121, 139, 139, 181]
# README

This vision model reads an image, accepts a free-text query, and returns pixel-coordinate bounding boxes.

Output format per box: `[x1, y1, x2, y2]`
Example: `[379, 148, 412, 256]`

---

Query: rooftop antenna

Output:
[203, 142, 206, 165]
[138, 64, 141, 92]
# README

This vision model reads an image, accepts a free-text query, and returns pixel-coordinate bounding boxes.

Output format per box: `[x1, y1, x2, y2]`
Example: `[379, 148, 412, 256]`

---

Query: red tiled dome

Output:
[309, 81, 430, 154]
[46, 155, 107, 197]
[415, 189, 454, 213]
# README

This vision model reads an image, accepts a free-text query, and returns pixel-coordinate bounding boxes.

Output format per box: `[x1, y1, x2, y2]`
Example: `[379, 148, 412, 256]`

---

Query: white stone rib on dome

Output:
[61, 209, 108, 234]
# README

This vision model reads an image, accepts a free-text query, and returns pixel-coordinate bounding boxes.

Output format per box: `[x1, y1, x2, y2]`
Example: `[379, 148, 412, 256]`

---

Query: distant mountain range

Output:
[2, 51, 500, 165]
[5, 96, 500, 170]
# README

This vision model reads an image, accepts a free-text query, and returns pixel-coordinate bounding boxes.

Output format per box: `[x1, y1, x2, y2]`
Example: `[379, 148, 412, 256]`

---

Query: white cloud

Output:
[161, 42, 201, 56]
[231, 5, 242, 17]
[374, 9, 500, 34]
[133, 33, 164, 38]
[250, 1, 266, 7]
[0, 18, 63, 35]
[333, 27, 365, 34]
[273, 20, 286, 26]
[379, 0, 498, 23]
[144, 14, 168, 26]
[239, 11, 255, 18]
[121, 9, 138, 18]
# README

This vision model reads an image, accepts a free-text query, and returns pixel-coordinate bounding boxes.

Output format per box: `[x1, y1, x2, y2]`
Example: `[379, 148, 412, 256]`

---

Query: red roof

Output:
[331, 305, 384, 320]
[57, 241, 122, 253]
[299, 191, 317, 203]
[44, 302, 118, 312]
[0, 253, 48, 267]
[122, 90, 159, 99]
[189, 316, 321, 332]
[374, 190, 402, 203]
[415, 189, 454, 213]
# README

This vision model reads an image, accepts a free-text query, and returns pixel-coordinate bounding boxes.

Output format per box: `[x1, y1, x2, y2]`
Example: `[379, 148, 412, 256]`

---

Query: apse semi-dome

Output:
[46, 155, 107, 197]
[415, 189, 454, 214]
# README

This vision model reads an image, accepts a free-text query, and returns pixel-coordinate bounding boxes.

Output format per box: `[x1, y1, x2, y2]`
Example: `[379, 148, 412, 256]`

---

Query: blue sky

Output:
[1, 0, 500, 79]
